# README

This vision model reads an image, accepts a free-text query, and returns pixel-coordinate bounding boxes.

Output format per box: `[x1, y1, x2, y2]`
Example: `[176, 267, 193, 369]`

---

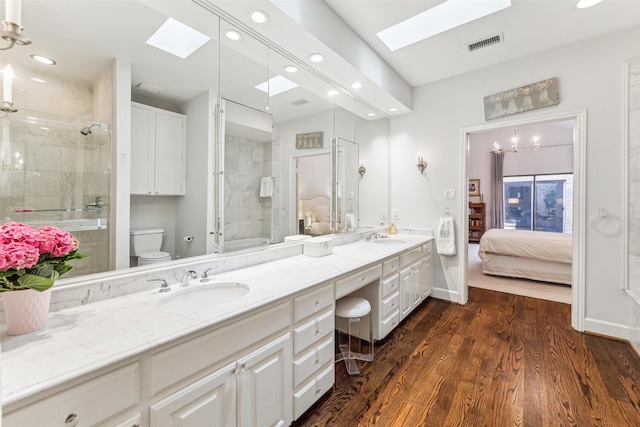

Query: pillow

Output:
[312, 205, 330, 223]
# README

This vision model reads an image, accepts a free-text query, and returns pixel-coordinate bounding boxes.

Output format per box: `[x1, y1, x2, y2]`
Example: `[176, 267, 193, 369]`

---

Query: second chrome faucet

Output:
[181, 270, 198, 286]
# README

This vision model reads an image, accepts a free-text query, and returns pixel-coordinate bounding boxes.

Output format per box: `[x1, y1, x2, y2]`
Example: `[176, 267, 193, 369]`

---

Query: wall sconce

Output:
[417, 152, 427, 174]
[358, 163, 366, 178]
[1, 64, 17, 117]
[0, 0, 31, 50]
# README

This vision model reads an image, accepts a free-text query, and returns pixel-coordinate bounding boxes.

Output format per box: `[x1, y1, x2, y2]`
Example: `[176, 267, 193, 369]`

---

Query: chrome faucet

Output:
[200, 266, 218, 282]
[366, 232, 380, 241]
[181, 270, 198, 286]
[148, 278, 170, 293]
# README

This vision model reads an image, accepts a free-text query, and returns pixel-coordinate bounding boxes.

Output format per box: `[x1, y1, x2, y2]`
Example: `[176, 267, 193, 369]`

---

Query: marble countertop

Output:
[1, 234, 431, 406]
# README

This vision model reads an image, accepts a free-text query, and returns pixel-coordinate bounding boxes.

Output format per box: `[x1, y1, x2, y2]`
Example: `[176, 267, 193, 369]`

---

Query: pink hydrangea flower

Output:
[37, 226, 78, 257]
[0, 222, 40, 246]
[0, 241, 40, 271]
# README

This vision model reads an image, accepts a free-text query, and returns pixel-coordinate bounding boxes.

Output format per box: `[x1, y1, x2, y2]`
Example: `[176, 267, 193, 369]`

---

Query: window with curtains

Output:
[503, 174, 573, 233]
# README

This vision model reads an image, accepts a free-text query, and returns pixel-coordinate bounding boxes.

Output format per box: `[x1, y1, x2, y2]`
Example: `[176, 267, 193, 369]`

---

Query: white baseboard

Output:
[432, 287, 459, 303]
[583, 317, 636, 341]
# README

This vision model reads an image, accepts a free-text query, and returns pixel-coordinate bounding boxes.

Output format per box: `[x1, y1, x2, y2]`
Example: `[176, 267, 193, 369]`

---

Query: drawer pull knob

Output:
[240, 363, 247, 371]
[316, 388, 322, 395]
[315, 359, 320, 365]
[315, 329, 321, 335]
[65, 414, 79, 426]
[361, 276, 367, 282]
[315, 299, 320, 306]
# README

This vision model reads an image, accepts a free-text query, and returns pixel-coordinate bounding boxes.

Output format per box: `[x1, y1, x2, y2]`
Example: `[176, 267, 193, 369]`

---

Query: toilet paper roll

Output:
[184, 235, 194, 242]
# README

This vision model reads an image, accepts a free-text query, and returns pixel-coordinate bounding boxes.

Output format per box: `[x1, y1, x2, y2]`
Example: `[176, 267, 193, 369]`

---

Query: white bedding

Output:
[478, 229, 572, 285]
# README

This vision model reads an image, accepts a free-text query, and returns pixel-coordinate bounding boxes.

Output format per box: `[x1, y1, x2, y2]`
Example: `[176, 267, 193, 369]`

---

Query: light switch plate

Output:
[392, 209, 399, 220]
[444, 188, 456, 199]
[381, 209, 388, 220]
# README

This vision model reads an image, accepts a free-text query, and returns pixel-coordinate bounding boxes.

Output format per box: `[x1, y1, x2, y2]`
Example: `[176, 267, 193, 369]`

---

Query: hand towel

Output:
[345, 212, 356, 231]
[260, 176, 274, 197]
[437, 216, 456, 256]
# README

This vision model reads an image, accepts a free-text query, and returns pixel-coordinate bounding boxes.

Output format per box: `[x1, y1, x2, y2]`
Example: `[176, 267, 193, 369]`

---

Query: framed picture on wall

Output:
[469, 179, 480, 196]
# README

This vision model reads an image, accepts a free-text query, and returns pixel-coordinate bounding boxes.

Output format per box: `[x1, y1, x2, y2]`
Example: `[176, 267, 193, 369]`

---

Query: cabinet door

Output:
[237, 333, 292, 427]
[411, 261, 423, 308]
[421, 256, 433, 299]
[150, 362, 236, 427]
[399, 267, 413, 320]
[131, 105, 155, 195]
[154, 111, 185, 195]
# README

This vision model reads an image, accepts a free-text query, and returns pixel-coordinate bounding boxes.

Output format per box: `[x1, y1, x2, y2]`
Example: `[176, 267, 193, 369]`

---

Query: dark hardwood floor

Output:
[292, 287, 640, 427]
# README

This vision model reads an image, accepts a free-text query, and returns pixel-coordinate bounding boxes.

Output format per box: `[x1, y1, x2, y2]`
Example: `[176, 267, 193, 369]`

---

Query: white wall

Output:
[357, 116, 390, 227]
[390, 25, 640, 338]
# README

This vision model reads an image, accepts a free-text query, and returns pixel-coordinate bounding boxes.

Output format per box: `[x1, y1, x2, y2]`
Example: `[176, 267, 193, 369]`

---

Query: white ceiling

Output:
[323, 0, 640, 87]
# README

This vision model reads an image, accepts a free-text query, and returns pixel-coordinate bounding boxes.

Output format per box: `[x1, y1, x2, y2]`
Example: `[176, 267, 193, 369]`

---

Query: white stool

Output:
[335, 296, 374, 375]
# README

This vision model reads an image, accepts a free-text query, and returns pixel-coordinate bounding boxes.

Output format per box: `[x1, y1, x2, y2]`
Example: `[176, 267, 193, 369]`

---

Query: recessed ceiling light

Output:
[377, 0, 511, 51]
[284, 65, 297, 73]
[328, 90, 339, 96]
[30, 54, 56, 65]
[255, 75, 298, 96]
[146, 18, 211, 59]
[309, 53, 324, 62]
[250, 10, 269, 24]
[224, 30, 242, 41]
[351, 82, 362, 89]
[367, 113, 376, 117]
[575, 0, 603, 8]
[389, 107, 398, 112]
[30, 77, 46, 83]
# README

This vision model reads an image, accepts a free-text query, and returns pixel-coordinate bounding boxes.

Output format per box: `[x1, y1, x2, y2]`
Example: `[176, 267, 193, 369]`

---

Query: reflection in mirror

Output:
[296, 153, 332, 236]
[332, 138, 360, 233]
[216, 99, 275, 253]
[0, 0, 391, 285]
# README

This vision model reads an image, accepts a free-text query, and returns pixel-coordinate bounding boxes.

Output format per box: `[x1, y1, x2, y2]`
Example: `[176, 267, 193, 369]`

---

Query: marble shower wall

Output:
[0, 64, 111, 277]
[224, 134, 275, 241]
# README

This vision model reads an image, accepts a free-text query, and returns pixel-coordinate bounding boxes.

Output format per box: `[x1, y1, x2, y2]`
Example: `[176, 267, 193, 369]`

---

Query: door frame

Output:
[459, 110, 587, 331]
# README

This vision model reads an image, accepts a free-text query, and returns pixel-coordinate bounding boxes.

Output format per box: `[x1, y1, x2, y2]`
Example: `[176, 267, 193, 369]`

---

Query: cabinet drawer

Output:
[422, 242, 432, 258]
[381, 310, 400, 339]
[293, 337, 334, 387]
[335, 264, 382, 299]
[381, 274, 399, 299]
[294, 310, 334, 354]
[382, 256, 400, 278]
[4, 363, 139, 427]
[400, 247, 422, 269]
[294, 364, 335, 420]
[151, 302, 290, 395]
[381, 291, 400, 319]
[294, 283, 334, 323]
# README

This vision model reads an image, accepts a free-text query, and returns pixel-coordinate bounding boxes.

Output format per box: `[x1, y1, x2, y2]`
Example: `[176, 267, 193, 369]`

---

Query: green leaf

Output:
[16, 272, 59, 292]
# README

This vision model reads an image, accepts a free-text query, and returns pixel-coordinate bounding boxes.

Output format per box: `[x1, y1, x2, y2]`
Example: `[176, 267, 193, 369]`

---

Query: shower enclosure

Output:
[0, 109, 111, 277]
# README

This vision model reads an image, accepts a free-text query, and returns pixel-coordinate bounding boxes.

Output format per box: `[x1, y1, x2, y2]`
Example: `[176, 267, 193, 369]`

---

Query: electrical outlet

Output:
[381, 209, 388, 220]
[444, 188, 456, 199]
[346, 191, 354, 200]
[393, 209, 399, 220]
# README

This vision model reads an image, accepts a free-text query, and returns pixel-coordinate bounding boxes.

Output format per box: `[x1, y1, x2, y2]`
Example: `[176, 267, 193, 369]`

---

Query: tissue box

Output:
[303, 237, 333, 257]
[284, 234, 313, 243]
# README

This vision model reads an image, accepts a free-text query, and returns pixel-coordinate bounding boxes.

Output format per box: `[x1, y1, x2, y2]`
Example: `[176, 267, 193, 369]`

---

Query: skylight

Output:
[255, 75, 298, 97]
[377, 0, 511, 51]
[146, 18, 210, 59]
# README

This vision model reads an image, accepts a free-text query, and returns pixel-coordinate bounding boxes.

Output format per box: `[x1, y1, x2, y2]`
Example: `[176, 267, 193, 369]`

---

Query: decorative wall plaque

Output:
[484, 78, 560, 120]
[296, 131, 323, 149]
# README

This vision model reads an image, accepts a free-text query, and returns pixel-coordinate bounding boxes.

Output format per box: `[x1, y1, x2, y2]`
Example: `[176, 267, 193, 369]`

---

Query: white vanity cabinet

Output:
[399, 247, 424, 321]
[3, 363, 141, 427]
[131, 102, 186, 196]
[149, 302, 292, 427]
[292, 283, 335, 420]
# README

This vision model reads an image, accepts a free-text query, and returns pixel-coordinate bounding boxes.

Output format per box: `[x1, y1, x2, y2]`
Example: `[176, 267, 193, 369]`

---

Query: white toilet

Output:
[130, 229, 171, 266]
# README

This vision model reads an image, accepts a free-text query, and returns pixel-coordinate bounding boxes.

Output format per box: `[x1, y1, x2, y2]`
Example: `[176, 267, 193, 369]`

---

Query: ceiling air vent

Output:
[292, 98, 309, 106]
[467, 33, 503, 52]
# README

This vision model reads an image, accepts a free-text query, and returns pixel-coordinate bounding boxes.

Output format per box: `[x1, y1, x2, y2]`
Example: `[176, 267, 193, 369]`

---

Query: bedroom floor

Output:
[468, 243, 572, 304]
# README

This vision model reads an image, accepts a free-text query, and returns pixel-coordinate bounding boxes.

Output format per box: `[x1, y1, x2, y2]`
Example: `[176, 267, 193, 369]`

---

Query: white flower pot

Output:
[3, 288, 52, 336]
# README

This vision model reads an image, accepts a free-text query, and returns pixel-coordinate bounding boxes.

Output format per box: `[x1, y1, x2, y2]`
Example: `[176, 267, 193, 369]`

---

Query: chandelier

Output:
[492, 129, 540, 154]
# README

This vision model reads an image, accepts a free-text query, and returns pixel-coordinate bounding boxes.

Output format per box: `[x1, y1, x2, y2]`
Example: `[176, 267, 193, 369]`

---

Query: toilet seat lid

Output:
[139, 251, 171, 260]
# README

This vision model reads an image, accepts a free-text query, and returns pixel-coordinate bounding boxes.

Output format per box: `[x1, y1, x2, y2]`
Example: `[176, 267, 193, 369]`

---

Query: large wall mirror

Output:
[0, 0, 390, 285]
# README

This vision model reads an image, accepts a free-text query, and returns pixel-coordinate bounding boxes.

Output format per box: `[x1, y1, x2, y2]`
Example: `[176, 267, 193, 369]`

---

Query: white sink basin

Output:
[157, 283, 250, 313]
[371, 239, 406, 245]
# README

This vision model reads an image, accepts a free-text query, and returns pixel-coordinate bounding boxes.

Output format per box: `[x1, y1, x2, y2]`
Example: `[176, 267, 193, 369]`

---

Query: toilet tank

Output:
[130, 228, 164, 256]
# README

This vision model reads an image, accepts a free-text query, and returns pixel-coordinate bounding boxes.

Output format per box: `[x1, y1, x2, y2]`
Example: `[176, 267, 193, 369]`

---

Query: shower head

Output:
[80, 124, 100, 135]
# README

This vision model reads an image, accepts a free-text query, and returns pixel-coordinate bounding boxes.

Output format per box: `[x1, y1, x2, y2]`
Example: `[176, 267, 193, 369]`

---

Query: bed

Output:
[478, 229, 572, 285]
[300, 195, 333, 236]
